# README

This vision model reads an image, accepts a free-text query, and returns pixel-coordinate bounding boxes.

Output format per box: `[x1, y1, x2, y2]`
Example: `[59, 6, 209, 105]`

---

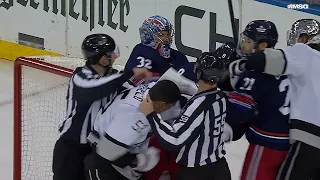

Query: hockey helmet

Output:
[139, 15, 174, 58]
[194, 42, 237, 83]
[238, 20, 278, 55]
[82, 33, 116, 66]
[287, 19, 320, 46]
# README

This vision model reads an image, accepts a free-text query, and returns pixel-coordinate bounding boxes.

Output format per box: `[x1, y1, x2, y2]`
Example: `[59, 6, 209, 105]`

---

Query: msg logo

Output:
[287, 4, 309, 9]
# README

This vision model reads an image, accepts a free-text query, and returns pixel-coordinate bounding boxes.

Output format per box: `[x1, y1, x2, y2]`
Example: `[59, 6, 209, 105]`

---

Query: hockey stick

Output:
[227, 0, 238, 44]
[217, 0, 240, 92]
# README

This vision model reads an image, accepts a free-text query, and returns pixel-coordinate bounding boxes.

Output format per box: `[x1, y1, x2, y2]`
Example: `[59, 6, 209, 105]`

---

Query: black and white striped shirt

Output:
[146, 89, 227, 167]
[58, 65, 134, 144]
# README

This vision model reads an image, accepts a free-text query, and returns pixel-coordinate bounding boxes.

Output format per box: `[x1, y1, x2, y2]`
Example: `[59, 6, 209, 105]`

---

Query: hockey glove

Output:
[229, 59, 246, 89]
[222, 122, 233, 143]
[133, 147, 160, 172]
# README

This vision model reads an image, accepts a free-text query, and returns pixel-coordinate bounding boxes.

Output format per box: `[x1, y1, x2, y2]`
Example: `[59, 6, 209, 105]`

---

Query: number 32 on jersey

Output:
[136, 56, 152, 69]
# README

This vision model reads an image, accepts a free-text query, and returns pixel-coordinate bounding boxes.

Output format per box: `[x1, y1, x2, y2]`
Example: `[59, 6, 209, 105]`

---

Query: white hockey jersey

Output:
[281, 44, 320, 148]
[94, 83, 153, 152]
[91, 82, 183, 179]
[252, 43, 320, 149]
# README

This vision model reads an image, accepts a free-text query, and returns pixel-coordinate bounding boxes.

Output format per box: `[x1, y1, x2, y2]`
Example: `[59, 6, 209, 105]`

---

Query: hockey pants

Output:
[241, 144, 288, 180]
[276, 141, 320, 180]
[52, 138, 92, 180]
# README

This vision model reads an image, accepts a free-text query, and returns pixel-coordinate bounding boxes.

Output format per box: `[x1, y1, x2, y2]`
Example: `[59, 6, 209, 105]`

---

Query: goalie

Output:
[125, 15, 197, 84]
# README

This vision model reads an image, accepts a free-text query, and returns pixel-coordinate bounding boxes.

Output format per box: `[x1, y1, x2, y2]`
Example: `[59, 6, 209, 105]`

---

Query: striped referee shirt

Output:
[146, 89, 227, 167]
[59, 65, 134, 144]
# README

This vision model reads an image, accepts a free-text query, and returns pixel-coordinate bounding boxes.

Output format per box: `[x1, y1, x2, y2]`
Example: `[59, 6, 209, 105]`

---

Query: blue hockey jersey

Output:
[227, 71, 290, 151]
[125, 43, 196, 84]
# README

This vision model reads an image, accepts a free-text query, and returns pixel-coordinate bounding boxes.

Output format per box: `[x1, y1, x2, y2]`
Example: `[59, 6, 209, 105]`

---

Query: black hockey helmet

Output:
[194, 42, 237, 83]
[241, 20, 278, 48]
[82, 33, 116, 66]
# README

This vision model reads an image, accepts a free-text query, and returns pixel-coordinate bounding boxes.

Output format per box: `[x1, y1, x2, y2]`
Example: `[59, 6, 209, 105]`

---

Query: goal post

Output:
[13, 56, 85, 180]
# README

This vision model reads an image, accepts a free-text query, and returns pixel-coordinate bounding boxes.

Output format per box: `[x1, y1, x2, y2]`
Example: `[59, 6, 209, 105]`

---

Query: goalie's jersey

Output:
[125, 43, 197, 84]
[227, 71, 290, 151]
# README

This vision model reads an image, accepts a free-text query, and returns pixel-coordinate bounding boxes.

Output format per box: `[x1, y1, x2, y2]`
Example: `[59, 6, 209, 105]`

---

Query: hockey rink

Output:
[0, 59, 249, 180]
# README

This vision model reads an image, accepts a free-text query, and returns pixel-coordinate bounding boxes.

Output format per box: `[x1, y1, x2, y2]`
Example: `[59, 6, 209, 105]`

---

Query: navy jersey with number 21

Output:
[227, 71, 291, 151]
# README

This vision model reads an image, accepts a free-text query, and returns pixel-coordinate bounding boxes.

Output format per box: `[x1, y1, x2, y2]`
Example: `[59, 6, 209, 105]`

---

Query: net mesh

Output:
[19, 56, 85, 180]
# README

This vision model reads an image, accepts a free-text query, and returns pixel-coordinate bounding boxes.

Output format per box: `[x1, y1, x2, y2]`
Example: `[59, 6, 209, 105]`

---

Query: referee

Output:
[139, 44, 236, 180]
[52, 34, 151, 180]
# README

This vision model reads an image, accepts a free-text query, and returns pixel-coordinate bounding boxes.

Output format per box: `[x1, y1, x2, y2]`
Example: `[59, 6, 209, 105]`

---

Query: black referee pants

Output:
[276, 141, 320, 180]
[52, 138, 92, 180]
[177, 157, 231, 180]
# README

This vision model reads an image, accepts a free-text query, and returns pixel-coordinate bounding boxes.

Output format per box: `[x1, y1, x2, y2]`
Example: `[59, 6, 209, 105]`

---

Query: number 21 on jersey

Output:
[137, 56, 152, 69]
[240, 77, 255, 91]
[278, 78, 290, 115]
[240, 77, 290, 115]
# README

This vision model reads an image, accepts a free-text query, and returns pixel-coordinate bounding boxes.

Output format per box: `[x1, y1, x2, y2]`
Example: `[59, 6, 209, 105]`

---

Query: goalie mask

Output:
[287, 19, 320, 46]
[139, 15, 174, 58]
[82, 33, 116, 68]
[194, 42, 237, 83]
[238, 20, 278, 56]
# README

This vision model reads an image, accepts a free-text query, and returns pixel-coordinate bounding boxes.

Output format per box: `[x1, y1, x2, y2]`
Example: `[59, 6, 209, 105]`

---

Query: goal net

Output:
[13, 56, 86, 180]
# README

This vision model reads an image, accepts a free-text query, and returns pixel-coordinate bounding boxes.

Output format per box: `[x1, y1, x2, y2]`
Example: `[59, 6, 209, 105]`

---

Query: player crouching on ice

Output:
[139, 44, 237, 180]
[223, 20, 291, 180]
[124, 15, 196, 85]
[83, 80, 187, 180]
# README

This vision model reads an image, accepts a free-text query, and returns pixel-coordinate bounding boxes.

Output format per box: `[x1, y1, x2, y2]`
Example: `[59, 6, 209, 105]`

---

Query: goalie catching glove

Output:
[133, 147, 160, 172]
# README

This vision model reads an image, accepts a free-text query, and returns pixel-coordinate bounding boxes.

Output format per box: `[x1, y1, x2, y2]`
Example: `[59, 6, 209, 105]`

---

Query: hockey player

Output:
[83, 80, 183, 180]
[223, 20, 291, 180]
[125, 15, 197, 85]
[143, 42, 236, 180]
[139, 47, 236, 180]
[125, 15, 196, 180]
[52, 33, 152, 180]
[238, 19, 320, 180]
